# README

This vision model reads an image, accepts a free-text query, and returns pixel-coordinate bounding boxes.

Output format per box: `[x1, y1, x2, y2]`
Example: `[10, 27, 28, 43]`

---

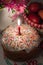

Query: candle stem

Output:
[18, 26, 21, 35]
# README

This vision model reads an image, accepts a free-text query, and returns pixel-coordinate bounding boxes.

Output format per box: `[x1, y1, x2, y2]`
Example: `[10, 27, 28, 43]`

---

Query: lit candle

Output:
[18, 18, 21, 35]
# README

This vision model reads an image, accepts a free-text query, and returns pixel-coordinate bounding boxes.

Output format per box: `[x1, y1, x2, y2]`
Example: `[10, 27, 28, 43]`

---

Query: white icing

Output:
[2, 24, 40, 52]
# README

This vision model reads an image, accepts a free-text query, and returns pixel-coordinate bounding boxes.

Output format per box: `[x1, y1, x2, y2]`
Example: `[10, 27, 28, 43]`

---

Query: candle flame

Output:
[18, 18, 21, 26]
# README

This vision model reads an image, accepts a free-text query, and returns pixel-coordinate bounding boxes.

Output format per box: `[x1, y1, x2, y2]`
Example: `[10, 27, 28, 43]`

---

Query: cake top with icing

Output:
[2, 24, 40, 52]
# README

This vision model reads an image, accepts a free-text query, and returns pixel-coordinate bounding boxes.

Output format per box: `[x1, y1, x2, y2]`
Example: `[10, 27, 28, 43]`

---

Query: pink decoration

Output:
[0, 0, 30, 13]
[0, 0, 30, 21]
[27, 60, 38, 65]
